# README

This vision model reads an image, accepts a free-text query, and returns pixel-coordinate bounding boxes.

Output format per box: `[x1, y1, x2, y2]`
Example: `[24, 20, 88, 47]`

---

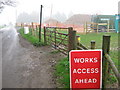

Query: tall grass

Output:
[19, 28, 45, 46]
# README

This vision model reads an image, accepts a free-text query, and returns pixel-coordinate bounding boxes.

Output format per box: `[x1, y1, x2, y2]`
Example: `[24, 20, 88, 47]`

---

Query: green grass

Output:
[0, 25, 5, 29]
[79, 32, 118, 49]
[79, 33, 118, 68]
[54, 57, 70, 88]
[56, 29, 118, 49]
[19, 28, 45, 46]
[54, 31, 118, 88]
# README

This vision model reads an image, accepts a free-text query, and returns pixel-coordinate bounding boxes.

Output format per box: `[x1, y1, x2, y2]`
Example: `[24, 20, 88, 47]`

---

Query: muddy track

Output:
[18, 35, 65, 88]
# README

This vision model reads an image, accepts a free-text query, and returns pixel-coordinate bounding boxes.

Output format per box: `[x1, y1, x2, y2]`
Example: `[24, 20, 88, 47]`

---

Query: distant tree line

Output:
[17, 12, 39, 23]
[16, 11, 72, 23]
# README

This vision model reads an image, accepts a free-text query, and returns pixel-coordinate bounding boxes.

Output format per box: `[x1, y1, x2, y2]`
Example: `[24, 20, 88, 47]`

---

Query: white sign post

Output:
[24, 27, 29, 34]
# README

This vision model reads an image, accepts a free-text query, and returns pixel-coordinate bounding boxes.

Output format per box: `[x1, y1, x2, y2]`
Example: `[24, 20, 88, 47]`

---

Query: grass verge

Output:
[55, 56, 118, 88]
[54, 57, 70, 88]
[19, 28, 45, 46]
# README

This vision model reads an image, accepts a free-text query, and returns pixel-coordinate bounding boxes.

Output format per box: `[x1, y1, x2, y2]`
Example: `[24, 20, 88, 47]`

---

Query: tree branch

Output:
[0, 0, 16, 13]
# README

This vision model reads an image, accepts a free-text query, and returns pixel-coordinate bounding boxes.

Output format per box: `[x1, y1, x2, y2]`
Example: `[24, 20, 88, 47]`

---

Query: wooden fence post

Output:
[84, 23, 86, 34]
[44, 26, 46, 45]
[85, 22, 87, 34]
[39, 24, 41, 42]
[21, 23, 23, 27]
[105, 54, 120, 89]
[54, 28, 57, 49]
[30, 24, 32, 35]
[91, 40, 95, 49]
[97, 24, 99, 33]
[35, 25, 38, 37]
[34, 25, 36, 37]
[102, 35, 111, 89]
[31, 22, 34, 36]
[107, 20, 110, 32]
[68, 27, 77, 52]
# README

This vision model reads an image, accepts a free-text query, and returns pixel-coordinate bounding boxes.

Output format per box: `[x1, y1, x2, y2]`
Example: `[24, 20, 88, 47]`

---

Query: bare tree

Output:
[0, 0, 16, 13]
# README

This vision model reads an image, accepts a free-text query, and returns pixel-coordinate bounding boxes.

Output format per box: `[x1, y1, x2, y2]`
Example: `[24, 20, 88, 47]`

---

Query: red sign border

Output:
[69, 50, 102, 89]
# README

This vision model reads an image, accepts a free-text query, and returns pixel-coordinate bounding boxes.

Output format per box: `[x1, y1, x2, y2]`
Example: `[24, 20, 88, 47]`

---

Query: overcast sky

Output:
[0, 0, 119, 25]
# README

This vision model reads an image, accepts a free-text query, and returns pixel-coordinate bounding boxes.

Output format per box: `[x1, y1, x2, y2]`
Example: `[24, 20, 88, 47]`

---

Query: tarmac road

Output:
[1, 26, 64, 88]
[2, 26, 25, 88]
[0, 28, 2, 89]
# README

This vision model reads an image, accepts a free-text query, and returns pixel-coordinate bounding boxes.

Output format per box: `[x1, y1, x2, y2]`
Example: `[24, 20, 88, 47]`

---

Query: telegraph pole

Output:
[39, 5, 43, 42]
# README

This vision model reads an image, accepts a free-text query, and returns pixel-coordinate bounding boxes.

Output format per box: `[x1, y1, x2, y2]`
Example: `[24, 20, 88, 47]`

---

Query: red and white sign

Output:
[69, 50, 102, 89]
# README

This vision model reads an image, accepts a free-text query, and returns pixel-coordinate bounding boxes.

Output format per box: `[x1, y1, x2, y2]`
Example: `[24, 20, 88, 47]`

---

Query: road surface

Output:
[1, 26, 64, 88]
[0, 28, 2, 89]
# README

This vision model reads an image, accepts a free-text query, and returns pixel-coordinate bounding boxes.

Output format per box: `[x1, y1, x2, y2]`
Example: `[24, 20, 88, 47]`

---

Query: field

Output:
[79, 33, 118, 66]
[54, 31, 118, 88]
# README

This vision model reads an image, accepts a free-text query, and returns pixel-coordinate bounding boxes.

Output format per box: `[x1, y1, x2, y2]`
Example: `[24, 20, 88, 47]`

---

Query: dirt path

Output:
[17, 35, 65, 88]
[2, 27, 65, 88]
